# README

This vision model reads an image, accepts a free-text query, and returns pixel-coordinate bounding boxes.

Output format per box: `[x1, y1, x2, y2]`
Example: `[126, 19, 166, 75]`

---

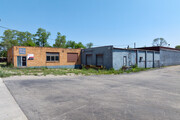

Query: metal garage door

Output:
[96, 54, 103, 66]
[67, 53, 78, 62]
[86, 54, 92, 65]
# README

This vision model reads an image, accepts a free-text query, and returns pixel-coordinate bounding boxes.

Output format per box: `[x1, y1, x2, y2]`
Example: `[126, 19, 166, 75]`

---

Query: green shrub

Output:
[121, 66, 128, 71]
[0, 71, 11, 78]
[6, 62, 14, 68]
[132, 64, 138, 68]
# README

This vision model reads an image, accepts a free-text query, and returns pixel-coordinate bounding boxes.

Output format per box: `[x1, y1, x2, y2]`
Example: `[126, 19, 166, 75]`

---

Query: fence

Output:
[0, 57, 7, 62]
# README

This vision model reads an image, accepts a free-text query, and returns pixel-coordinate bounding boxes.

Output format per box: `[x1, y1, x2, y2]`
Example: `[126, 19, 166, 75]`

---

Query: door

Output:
[22, 56, 27, 66]
[17, 56, 27, 67]
[96, 54, 103, 66]
[86, 54, 92, 65]
[17, 56, 21, 67]
[123, 56, 127, 66]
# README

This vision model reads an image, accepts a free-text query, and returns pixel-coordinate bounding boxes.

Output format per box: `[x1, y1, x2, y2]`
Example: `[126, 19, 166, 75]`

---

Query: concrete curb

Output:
[0, 78, 28, 120]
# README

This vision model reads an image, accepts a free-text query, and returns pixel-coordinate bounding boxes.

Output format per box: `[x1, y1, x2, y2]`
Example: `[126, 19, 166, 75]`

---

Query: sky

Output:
[0, 0, 180, 48]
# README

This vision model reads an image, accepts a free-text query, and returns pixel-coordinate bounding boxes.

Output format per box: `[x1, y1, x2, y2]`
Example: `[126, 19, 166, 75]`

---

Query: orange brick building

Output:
[7, 46, 81, 68]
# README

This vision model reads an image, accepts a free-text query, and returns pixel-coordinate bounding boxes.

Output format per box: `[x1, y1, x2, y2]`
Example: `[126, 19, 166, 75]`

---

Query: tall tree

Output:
[66, 40, 76, 48]
[16, 31, 35, 46]
[75, 42, 86, 49]
[86, 42, 93, 48]
[0, 43, 6, 57]
[35, 28, 51, 47]
[0, 30, 18, 51]
[65, 41, 86, 49]
[152, 38, 167, 46]
[175, 45, 180, 49]
[53, 32, 66, 48]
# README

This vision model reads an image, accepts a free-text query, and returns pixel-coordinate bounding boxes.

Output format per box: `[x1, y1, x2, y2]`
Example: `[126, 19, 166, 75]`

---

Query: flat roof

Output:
[137, 46, 180, 51]
[83, 45, 160, 52]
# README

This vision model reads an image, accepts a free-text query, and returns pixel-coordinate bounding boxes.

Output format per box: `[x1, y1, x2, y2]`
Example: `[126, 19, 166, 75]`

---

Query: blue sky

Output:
[0, 0, 180, 48]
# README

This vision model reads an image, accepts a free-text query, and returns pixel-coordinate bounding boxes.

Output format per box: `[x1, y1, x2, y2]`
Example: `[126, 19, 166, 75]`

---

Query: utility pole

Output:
[134, 42, 136, 48]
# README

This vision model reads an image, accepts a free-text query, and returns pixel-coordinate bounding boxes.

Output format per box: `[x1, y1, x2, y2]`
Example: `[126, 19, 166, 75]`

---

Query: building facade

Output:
[7, 46, 81, 68]
[7, 45, 180, 69]
[137, 46, 180, 67]
[81, 46, 160, 70]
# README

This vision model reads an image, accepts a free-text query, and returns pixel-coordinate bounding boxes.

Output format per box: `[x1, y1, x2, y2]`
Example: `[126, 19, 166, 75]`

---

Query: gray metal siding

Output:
[113, 49, 136, 70]
[81, 46, 113, 69]
[112, 49, 160, 70]
[154, 52, 160, 67]
[160, 49, 180, 66]
[138, 51, 146, 68]
[112, 49, 136, 70]
[146, 52, 153, 68]
[96, 55, 103, 66]
[82, 46, 161, 70]
[86, 54, 92, 65]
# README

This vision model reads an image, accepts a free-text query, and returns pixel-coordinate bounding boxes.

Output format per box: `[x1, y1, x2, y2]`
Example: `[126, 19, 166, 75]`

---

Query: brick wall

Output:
[9, 46, 81, 67]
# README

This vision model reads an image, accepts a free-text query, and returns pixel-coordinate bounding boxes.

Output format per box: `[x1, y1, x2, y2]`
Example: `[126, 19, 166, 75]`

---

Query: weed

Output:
[0, 64, 152, 78]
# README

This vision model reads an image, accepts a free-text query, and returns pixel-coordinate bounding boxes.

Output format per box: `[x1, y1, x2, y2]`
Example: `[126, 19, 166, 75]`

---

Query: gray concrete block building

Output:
[138, 46, 180, 67]
[81, 46, 160, 70]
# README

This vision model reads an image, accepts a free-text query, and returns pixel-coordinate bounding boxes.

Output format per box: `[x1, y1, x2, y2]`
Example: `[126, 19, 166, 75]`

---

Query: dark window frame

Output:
[46, 52, 59, 62]
[139, 57, 143, 62]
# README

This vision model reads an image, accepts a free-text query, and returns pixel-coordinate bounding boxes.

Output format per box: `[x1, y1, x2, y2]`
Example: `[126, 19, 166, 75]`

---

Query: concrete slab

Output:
[0, 78, 28, 120]
[3, 65, 180, 120]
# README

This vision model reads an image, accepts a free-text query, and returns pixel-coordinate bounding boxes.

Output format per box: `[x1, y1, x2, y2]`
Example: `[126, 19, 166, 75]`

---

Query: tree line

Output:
[0, 28, 93, 57]
[152, 38, 180, 49]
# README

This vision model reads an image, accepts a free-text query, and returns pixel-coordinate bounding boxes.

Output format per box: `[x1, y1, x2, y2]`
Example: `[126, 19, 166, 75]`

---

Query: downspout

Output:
[136, 50, 139, 67]
[145, 51, 147, 68]
[153, 51, 155, 68]
[111, 46, 113, 69]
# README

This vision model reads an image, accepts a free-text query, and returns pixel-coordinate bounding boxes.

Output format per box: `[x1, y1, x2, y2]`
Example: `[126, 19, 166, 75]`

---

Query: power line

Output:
[0, 25, 25, 33]
[0, 25, 17, 31]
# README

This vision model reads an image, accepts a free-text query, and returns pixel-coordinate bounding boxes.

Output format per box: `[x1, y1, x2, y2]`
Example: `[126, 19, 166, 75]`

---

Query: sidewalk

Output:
[0, 78, 28, 120]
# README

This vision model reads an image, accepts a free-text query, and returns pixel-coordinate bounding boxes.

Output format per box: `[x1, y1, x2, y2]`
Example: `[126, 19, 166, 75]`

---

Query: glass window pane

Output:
[47, 56, 50, 61]
[51, 56, 55, 61]
[56, 56, 59, 61]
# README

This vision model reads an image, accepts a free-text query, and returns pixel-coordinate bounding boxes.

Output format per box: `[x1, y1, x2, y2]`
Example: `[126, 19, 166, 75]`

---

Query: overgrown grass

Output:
[0, 64, 151, 78]
[0, 62, 7, 67]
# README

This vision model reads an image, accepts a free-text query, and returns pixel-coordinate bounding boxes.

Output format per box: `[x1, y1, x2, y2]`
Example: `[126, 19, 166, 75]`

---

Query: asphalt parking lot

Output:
[3, 66, 180, 120]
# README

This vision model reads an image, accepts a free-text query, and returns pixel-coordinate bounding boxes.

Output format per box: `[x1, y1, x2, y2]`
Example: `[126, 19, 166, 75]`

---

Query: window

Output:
[46, 52, 59, 62]
[123, 56, 127, 66]
[46, 56, 50, 61]
[67, 53, 78, 62]
[139, 57, 143, 62]
[51, 56, 55, 61]
[56, 56, 59, 61]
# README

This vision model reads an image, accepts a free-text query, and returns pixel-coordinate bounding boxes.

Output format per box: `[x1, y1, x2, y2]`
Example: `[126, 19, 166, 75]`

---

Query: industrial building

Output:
[81, 46, 160, 70]
[7, 45, 180, 70]
[137, 46, 180, 66]
[7, 46, 81, 68]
